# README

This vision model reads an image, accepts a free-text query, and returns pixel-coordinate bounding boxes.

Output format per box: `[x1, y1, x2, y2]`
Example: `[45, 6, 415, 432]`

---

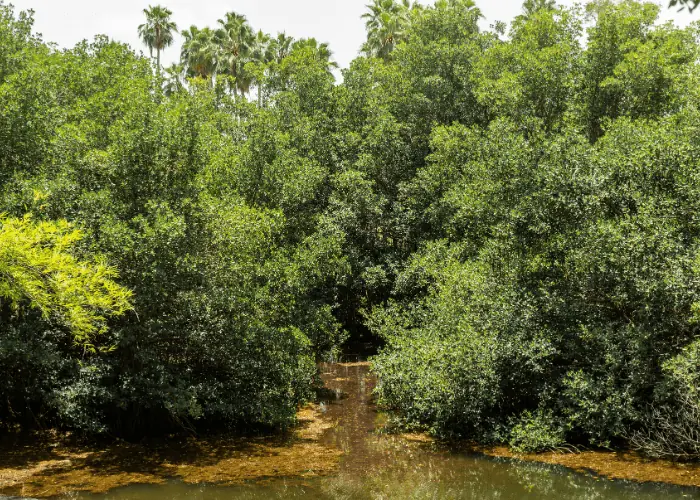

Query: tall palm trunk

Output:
[156, 27, 161, 76]
[232, 63, 238, 98]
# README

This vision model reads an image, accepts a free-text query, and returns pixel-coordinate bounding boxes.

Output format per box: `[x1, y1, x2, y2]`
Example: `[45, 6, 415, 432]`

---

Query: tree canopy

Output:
[2, 0, 700, 460]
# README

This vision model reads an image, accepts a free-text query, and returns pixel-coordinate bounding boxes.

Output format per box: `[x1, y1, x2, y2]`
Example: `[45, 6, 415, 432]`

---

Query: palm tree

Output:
[250, 30, 275, 106]
[361, 0, 412, 60]
[163, 62, 186, 95]
[522, 0, 557, 16]
[292, 38, 339, 74]
[138, 5, 178, 74]
[251, 30, 274, 65]
[181, 25, 219, 81]
[270, 32, 295, 64]
[216, 12, 255, 97]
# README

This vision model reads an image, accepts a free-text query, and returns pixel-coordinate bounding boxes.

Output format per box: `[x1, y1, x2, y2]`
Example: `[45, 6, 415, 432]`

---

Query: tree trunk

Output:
[155, 27, 161, 75]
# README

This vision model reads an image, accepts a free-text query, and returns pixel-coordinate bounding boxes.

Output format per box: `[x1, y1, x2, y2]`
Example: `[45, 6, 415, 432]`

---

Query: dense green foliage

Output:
[0, 2, 344, 435]
[366, 0, 700, 457]
[2, 0, 700, 459]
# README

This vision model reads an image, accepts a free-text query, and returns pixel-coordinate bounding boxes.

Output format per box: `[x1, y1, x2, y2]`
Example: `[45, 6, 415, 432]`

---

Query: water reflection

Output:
[76, 362, 700, 500]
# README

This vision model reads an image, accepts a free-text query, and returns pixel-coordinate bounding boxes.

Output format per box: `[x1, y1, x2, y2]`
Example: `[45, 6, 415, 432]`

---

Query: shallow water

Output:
[68, 363, 699, 500]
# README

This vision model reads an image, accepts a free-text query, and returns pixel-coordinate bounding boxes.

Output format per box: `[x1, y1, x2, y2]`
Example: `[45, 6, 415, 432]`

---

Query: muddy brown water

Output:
[4, 362, 700, 499]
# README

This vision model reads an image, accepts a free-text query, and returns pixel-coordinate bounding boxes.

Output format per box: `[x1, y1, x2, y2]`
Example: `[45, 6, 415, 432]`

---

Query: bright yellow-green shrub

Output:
[0, 215, 132, 347]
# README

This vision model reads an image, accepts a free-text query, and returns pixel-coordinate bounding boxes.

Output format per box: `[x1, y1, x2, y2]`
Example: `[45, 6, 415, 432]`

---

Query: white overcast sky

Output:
[7, 0, 697, 74]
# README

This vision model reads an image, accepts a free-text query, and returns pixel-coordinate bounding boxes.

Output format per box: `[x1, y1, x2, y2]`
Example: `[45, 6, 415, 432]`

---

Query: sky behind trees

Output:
[8, 0, 696, 77]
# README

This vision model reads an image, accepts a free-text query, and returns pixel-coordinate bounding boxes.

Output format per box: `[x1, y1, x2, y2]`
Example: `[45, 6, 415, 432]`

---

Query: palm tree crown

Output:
[138, 5, 178, 72]
[215, 11, 255, 96]
[163, 62, 186, 95]
[270, 32, 295, 64]
[522, 0, 557, 16]
[293, 38, 339, 73]
[174, 12, 331, 101]
[181, 25, 219, 80]
[251, 30, 274, 65]
[361, 0, 412, 61]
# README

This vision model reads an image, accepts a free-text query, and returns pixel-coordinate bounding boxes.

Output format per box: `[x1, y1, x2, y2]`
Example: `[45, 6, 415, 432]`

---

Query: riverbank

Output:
[1, 362, 700, 499]
[456, 444, 700, 489]
[0, 405, 340, 498]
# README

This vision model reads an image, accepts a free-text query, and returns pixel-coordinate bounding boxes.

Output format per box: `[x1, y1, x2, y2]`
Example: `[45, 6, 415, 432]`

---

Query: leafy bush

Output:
[509, 410, 567, 453]
[630, 340, 700, 459]
[368, 0, 700, 455]
[0, 3, 344, 436]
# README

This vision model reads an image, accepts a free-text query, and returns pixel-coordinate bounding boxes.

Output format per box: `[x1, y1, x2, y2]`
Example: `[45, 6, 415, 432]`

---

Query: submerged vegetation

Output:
[1, 0, 700, 463]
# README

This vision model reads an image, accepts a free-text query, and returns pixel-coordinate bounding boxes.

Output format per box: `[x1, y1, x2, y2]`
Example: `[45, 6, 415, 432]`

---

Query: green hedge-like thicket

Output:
[3, 0, 700, 456]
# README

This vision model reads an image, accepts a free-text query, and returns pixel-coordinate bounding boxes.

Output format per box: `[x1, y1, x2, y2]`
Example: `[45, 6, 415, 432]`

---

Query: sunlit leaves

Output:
[0, 215, 132, 347]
